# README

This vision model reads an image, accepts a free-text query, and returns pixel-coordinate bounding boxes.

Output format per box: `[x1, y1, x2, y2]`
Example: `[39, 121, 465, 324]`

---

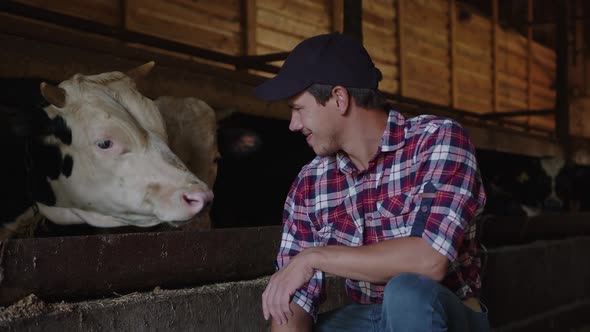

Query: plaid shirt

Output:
[276, 110, 486, 319]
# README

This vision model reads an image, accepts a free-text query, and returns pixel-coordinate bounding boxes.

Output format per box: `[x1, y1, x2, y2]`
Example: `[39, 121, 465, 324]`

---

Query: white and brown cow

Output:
[0, 62, 217, 238]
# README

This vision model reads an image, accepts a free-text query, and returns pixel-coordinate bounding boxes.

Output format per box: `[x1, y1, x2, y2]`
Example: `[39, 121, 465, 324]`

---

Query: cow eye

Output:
[96, 139, 113, 149]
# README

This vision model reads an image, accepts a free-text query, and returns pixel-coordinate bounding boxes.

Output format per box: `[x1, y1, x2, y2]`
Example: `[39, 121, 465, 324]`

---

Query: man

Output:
[254, 32, 490, 332]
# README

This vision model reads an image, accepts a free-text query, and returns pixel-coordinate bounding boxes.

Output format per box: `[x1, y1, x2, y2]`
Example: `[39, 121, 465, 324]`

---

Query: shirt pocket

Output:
[376, 193, 412, 218]
[375, 193, 413, 239]
[314, 200, 360, 245]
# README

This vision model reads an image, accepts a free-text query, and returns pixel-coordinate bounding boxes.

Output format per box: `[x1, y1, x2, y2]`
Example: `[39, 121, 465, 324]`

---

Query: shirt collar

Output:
[380, 110, 406, 152]
[336, 109, 406, 174]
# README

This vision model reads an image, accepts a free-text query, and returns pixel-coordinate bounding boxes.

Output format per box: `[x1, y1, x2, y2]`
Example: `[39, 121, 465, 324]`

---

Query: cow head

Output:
[36, 62, 213, 228]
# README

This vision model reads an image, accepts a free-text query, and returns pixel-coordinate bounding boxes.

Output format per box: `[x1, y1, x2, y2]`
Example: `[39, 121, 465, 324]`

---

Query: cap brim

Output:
[254, 73, 311, 102]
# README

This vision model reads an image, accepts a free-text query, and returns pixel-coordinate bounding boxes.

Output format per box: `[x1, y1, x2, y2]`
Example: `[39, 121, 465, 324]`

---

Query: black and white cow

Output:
[476, 149, 590, 217]
[1, 63, 216, 238]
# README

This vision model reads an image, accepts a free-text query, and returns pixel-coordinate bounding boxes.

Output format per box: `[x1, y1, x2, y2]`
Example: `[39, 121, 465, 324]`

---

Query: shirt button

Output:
[421, 206, 428, 212]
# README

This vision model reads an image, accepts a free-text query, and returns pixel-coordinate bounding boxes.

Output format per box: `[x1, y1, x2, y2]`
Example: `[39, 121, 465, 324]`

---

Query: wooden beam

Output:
[0, 226, 283, 306]
[240, 0, 257, 56]
[555, 0, 572, 161]
[332, 0, 344, 33]
[119, 0, 127, 29]
[492, 0, 499, 113]
[527, 0, 533, 127]
[396, 0, 405, 96]
[449, 0, 457, 108]
[342, 0, 362, 43]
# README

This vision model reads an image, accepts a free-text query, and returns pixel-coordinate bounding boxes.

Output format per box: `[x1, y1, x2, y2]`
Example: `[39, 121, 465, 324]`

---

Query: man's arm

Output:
[305, 237, 448, 283]
[270, 302, 312, 332]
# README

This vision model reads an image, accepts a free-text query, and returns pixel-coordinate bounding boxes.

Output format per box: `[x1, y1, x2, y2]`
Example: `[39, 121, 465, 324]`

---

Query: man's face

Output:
[287, 91, 341, 156]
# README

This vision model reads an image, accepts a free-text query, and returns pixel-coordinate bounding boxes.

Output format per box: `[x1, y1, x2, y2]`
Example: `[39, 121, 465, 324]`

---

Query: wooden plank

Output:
[529, 115, 555, 130]
[126, 0, 241, 55]
[256, 27, 308, 52]
[455, 54, 492, 76]
[364, 34, 397, 64]
[531, 41, 557, 70]
[168, 0, 241, 21]
[375, 61, 399, 80]
[402, 24, 449, 49]
[456, 87, 493, 106]
[0, 226, 282, 306]
[405, 51, 448, 71]
[497, 93, 528, 109]
[396, 0, 405, 95]
[13, 0, 122, 26]
[497, 51, 528, 78]
[403, 6, 448, 32]
[456, 93, 492, 114]
[257, 0, 331, 29]
[363, 10, 396, 35]
[531, 62, 555, 87]
[531, 84, 557, 103]
[526, 0, 533, 125]
[497, 29, 528, 57]
[456, 72, 492, 94]
[379, 76, 399, 94]
[363, 26, 397, 64]
[405, 35, 449, 63]
[241, 0, 257, 55]
[257, 7, 328, 38]
[363, 0, 395, 19]
[456, 43, 491, 63]
[405, 80, 451, 106]
[456, 16, 491, 48]
[129, 0, 241, 34]
[402, 0, 448, 14]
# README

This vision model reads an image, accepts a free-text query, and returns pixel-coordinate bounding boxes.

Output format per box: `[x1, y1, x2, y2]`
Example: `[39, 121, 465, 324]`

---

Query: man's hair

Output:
[306, 84, 390, 110]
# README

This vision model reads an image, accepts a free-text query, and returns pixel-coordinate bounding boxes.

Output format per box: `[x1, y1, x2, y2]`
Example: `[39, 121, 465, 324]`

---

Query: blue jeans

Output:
[314, 273, 490, 332]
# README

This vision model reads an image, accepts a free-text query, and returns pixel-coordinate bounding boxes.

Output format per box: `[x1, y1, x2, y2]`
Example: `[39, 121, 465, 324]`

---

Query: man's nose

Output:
[289, 112, 302, 132]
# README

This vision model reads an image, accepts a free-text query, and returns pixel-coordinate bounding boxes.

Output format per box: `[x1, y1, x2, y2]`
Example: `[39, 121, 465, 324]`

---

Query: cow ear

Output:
[40, 82, 66, 108]
[126, 61, 155, 82]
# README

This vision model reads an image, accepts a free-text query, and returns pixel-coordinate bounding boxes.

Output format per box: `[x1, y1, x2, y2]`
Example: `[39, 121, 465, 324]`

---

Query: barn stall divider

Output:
[1, 215, 590, 331]
[1, 0, 590, 331]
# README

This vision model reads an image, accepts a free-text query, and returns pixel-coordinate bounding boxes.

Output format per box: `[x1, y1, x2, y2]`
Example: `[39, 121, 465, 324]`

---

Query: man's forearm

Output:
[305, 237, 448, 283]
[271, 301, 312, 332]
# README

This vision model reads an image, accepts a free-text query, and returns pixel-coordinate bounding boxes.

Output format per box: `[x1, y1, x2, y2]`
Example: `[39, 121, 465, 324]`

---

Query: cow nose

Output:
[182, 191, 214, 214]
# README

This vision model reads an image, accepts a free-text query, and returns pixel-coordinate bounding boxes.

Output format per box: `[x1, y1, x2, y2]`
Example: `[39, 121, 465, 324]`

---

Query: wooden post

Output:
[555, 0, 571, 162]
[343, 0, 362, 43]
[332, 0, 344, 33]
[396, 0, 405, 96]
[119, 0, 127, 30]
[240, 0, 257, 56]
[449, 0, 457, 108]
[526, 0, 533, 127]
[492, 0, 499, 113]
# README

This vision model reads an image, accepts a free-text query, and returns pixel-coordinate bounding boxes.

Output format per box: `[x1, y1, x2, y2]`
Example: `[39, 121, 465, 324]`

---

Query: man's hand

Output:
[262, 249, 316, 325]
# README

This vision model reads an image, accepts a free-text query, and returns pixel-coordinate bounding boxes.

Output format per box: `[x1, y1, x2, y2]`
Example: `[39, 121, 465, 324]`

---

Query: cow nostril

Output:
[182, 191, 213, 208]
[183, 193, 202, 206]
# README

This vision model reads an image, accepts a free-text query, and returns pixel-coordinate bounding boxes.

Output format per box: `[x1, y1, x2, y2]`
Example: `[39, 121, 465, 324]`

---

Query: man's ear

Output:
[332, 86, 350, 115]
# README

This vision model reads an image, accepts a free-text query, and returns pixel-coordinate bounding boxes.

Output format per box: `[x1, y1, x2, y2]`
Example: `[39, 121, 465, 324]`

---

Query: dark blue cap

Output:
[254, 33, 382, 101]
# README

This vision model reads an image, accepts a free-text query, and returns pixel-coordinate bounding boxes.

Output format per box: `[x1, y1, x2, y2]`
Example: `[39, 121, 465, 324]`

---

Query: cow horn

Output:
[127, 61, 155, 81]
[40, 82, 67, 108]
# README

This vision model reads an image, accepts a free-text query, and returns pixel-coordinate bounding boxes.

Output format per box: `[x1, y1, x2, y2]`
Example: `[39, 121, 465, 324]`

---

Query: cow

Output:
[477, 149, 590, 217]
[1, 62, 216, 238]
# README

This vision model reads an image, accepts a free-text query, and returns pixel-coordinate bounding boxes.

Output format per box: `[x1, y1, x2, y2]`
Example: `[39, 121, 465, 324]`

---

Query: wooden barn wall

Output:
[8, 0, 559, 133]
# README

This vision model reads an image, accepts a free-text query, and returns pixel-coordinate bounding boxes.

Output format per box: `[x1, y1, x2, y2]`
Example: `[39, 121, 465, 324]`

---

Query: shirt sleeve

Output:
[409, 119, 486, 262]
[275, 175, 325, 320]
